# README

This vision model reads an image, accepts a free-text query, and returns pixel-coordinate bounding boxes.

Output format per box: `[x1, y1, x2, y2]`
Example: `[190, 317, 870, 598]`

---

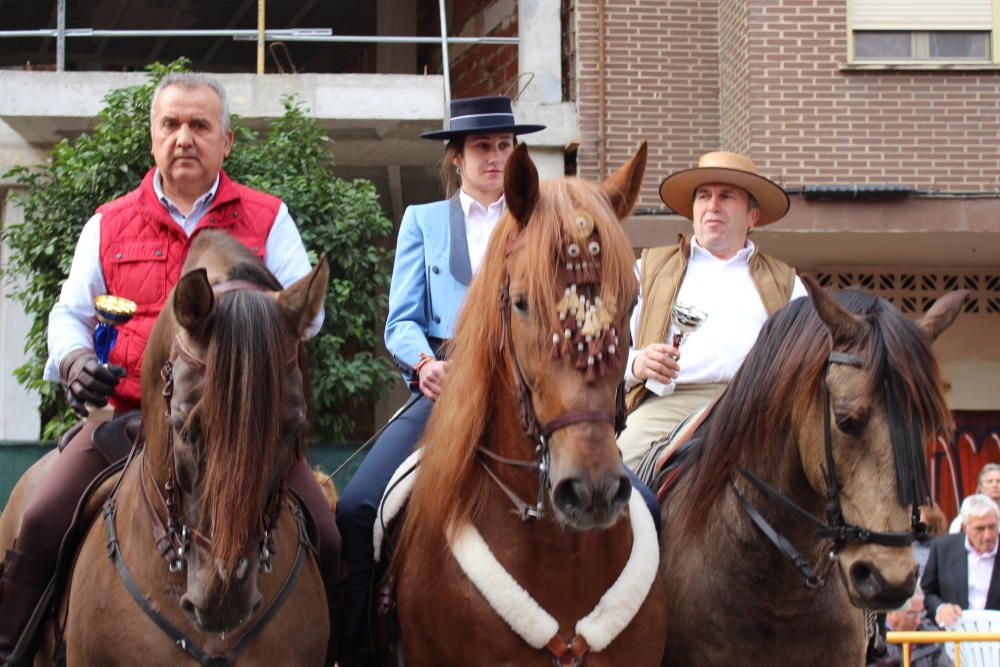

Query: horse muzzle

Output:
[551, 468, 631, 530]
[844, 558, 918, 611]
[180, 571, 263, 633]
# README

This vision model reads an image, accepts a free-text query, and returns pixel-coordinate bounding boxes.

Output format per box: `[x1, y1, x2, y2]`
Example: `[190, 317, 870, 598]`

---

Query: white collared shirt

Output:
[44, 170, 320, 382]
[459, 189, 505, 274]
[966, 536, 998, 610]
[625, 237, 808, 389]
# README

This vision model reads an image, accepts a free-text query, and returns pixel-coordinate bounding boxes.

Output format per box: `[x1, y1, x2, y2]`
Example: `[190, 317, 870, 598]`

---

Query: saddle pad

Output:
[373, 448, 422, 562]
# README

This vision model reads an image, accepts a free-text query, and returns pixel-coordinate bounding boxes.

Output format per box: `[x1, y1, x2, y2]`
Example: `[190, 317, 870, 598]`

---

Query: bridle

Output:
[730, 350, 926, 588]
[101, 278, 312, 666]
[476, 276, 627, 522]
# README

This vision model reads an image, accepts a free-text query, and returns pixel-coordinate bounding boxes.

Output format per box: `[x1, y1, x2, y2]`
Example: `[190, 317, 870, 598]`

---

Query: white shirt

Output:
[459, 189, 505, 274]
[44, 170, 321, 382]
[966, 536, 998, 610]
[624, 237, 808, 390]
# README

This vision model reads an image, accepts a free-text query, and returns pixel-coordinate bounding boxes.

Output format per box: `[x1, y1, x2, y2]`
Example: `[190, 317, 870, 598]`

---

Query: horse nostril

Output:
[553, 479, 588, 517]
[610, 476, 631, 508]
[180, 596, 196, 616]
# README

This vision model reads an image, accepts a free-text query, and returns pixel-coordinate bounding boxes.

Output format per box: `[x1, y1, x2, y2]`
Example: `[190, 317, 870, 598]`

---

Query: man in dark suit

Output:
[922, 493, 1000, 627]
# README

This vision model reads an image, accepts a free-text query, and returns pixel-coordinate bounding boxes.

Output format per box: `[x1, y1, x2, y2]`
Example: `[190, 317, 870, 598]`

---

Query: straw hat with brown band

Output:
[659, 151, 790, 226]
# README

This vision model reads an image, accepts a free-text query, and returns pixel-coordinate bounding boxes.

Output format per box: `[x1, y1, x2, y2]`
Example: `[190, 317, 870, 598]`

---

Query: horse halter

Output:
[732, 350, 926, 588]
[478, 278, 627, 522]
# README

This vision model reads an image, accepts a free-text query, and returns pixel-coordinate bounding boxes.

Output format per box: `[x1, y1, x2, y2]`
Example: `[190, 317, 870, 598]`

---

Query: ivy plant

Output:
[2, 59, 396, 442]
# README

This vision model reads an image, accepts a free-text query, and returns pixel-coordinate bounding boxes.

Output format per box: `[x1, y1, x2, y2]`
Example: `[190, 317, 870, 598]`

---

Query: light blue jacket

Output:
[385, 194, 474, 384]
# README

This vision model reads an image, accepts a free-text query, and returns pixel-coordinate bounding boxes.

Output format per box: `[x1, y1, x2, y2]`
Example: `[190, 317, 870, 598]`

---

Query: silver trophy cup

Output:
[645, 302, 708, 396]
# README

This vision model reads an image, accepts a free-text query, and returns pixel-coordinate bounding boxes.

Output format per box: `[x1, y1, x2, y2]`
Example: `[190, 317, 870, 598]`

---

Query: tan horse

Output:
[386, 144, 667, 665]
[658, 281, 966, 666]
[1, 230, 330, 665]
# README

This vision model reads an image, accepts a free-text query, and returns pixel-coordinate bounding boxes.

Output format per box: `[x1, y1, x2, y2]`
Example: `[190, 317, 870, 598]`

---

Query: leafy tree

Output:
[2, 60, 396, 441]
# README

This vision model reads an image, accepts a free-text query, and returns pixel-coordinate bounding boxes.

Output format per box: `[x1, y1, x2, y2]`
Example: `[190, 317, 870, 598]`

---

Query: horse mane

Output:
[676, 289, 953, 538]
[172, 231, 298, 573]
[397, 177, 638, 576]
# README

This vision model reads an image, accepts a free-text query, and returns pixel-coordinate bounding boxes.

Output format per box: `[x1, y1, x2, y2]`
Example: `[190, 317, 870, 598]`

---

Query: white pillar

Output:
[517, 0, 562, 104]
[0, 190, 41, 440]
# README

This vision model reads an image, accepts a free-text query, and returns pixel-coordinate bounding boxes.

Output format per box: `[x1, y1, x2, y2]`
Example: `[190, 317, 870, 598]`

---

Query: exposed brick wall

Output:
[747, 0, 1000, 190]
[576, 0, 1000, 207]
[449, 0, 519, 99]
[575, 0, 722, 211]
[719, 0, 750, 154]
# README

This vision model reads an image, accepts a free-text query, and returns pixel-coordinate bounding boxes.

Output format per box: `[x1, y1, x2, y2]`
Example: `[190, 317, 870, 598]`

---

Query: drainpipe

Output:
[257, 0, 265, 74]
[597, 0, 606, 179]
[438, 0, 452, 126]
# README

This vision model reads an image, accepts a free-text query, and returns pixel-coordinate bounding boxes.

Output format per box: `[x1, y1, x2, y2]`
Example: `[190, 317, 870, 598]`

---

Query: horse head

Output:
[143, 233, 327, 633]
[499, 142, 646, 529]
[801, 278, 965, 609]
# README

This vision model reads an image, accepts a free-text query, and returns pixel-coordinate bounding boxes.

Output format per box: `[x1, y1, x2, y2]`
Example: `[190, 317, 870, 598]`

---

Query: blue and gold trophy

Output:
[89, 295, 136, 421]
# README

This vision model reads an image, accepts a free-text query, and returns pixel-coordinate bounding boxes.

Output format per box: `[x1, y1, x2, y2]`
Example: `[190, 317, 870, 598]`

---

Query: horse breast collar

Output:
[731, 350, 926, 588]
[374, 450, 661, 667]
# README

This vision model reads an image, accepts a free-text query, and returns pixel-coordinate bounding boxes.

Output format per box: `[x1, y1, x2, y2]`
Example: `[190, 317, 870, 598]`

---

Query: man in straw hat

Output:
[619, 151, 808, 470]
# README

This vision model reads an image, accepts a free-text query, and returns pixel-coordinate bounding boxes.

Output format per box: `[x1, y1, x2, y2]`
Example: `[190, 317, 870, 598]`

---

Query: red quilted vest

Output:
[98, 169, 279, 410]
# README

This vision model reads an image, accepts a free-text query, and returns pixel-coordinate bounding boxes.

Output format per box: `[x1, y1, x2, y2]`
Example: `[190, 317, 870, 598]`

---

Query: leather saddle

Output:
[58, 410, 143, 465]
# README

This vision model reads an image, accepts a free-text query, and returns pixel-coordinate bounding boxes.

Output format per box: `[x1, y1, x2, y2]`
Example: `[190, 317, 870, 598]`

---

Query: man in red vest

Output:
[0, 73, 340, 664]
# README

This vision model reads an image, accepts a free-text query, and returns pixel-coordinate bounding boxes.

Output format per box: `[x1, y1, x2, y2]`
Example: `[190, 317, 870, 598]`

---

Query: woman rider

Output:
[335, 95, 545, 665]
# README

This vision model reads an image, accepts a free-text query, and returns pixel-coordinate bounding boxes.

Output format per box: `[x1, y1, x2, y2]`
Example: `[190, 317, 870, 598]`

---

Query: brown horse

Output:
[658, 280, 966, 666]
[1, 230, 330, 665]
[386, 143, 667, 666]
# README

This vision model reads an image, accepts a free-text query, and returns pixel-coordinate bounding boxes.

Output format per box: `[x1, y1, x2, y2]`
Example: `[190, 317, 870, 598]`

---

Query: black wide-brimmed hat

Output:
[420, 95, 546, 141]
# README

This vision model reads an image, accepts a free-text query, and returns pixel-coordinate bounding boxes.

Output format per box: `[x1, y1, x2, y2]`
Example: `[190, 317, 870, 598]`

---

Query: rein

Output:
[477, 279, 626, 522]
[730, 350, 926, 588]
[101, 277, 311, 666]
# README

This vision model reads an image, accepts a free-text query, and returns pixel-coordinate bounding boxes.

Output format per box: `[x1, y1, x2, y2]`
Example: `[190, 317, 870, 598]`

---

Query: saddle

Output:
[633, 402, 714, 500]
[57, 410, 143, 465]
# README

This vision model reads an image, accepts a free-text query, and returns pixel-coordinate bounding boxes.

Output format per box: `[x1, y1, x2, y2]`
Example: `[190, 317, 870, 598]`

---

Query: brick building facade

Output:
[569, 0, 1000, 513]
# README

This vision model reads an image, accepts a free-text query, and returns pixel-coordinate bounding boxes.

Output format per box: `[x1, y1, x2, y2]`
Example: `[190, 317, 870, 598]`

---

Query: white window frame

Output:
[847, 0, 1000, 65]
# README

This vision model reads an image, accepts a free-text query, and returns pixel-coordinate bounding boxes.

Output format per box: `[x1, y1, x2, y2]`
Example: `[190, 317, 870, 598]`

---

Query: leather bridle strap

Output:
[731, 349, 923, 588]
[490, 279, 621, 521]
[729, 478, 822, 588]
[103, 499, 311, 667]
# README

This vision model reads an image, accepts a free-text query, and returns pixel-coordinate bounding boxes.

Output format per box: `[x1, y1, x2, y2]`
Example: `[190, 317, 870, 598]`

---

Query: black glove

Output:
[59, 348, 126, 417]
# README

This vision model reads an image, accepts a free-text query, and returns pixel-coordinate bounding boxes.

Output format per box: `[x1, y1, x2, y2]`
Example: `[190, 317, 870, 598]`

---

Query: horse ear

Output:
[600, 141, 648, 220]
[278, 256, 330, 338]
[917, 290, 968, 341]
[174, 268, 216, 336]
[504, 142, 539, 227]
[802, 274, 865, 349]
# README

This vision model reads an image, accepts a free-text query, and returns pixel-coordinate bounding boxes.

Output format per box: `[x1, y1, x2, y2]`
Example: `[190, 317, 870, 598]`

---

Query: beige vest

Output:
[625, 234, 797, 413]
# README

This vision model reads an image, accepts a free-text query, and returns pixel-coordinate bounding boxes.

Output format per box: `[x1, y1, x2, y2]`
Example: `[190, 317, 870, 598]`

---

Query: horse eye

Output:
[835, 414, 865, 438]
[513, 293, 530, 316]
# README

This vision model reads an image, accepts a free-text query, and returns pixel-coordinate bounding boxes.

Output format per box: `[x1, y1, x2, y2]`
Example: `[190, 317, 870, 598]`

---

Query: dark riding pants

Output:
[336, 393, 433, 648]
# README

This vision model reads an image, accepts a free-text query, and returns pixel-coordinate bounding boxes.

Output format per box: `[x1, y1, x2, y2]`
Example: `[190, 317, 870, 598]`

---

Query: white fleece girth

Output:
[447, 489, 660, 652]
[373, 454, 660, 653]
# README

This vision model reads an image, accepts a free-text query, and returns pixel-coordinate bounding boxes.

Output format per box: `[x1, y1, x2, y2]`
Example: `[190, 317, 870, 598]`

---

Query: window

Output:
[854, 31, 990, 61]
[850, 0, 998, 64]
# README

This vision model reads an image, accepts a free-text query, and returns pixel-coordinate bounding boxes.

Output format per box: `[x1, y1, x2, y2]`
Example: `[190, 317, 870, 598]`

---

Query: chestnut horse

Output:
[658, 281, 966, 666]
[2, 230, 330, 665]
[386, 144, 667, 666]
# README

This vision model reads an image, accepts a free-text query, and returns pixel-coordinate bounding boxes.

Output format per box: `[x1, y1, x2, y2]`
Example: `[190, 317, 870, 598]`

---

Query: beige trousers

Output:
[617, 382, 726, 470]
